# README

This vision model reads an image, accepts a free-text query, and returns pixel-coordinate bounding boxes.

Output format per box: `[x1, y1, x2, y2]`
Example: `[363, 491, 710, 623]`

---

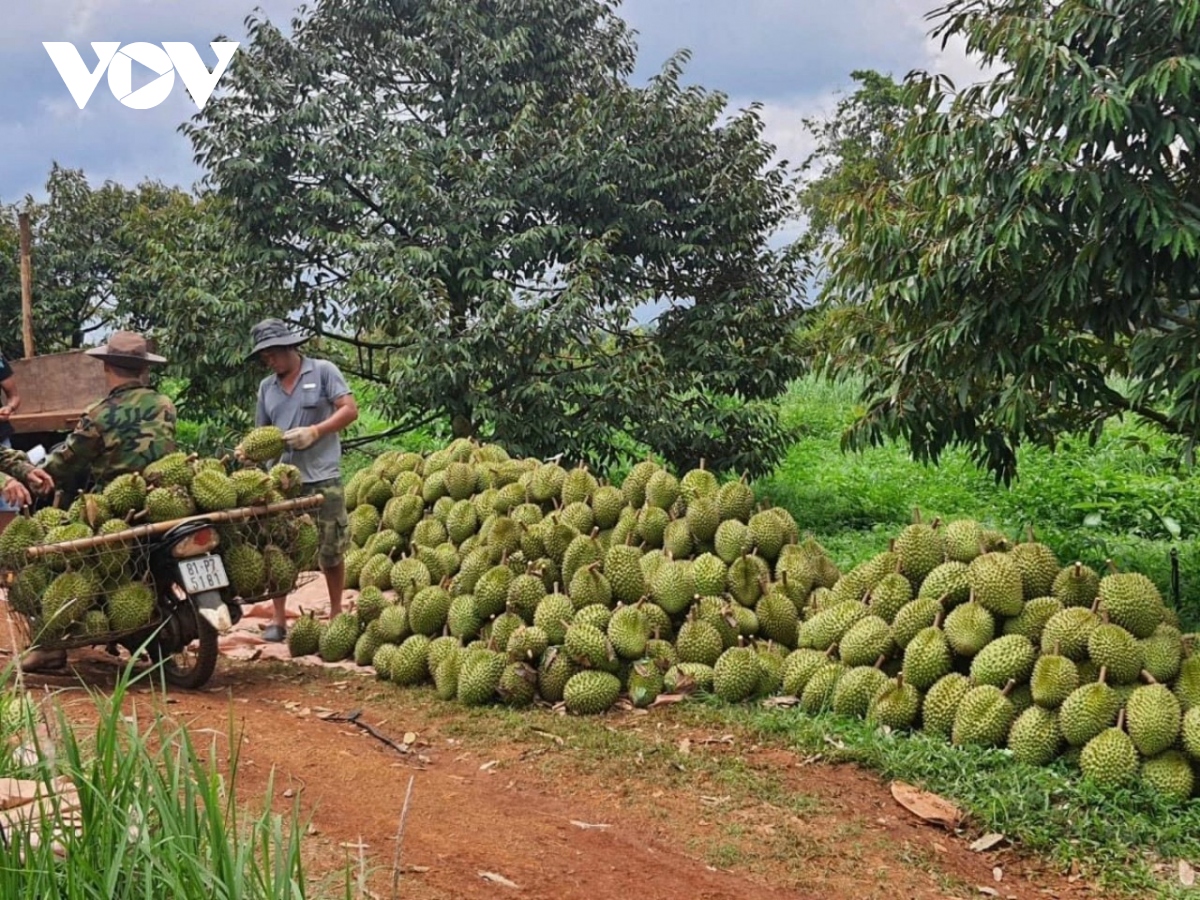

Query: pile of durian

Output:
[289, 437, 1200, 803]
[0, 439, 317, 644]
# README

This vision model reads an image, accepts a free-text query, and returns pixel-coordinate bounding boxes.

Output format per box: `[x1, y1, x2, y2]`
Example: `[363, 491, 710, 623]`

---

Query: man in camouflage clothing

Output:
[38, 331, 177, 495]
[19, 331, 175, 673]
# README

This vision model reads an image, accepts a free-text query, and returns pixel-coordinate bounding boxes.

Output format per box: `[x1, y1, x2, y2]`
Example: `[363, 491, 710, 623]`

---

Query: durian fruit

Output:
[712, 644, 761, 703]
[1079, 709, 1139, 787]
[1140, 750, 1195, 802]
[230, 468, 273, 506]
[1052, 562, 1101, 608]
[268, 463, 304, 499]
[831, 664, 889, 719]
[627, 659, 665, 708]
[102, 473, 148, 517]
[319, 612, 361, 662]
[144, 452, 194, 488]
[1007, 704, 1062, 766]
[1009, 532, 1059, 600]
[1058, 669, 1121, 747]
[8, 565, 51, 617]
[67, 493, 111, 529]
[240, 426, 287, 463]
[226, 543, 266, 597]
[288, 609, 321, 657]
[563, 669, 621, 715]
[952, 681, 1017, 748]
[145, 485, 196, 523]
[966, 552, 1024, 618]
[0, 516, 44, 569]
[867, 673, 922, 729]
[263, 544, 298, 595]
[191, 468, 239, 512]
[105, 580, 155, 632]
[1123, 679, 1182, 758]
[922, 672, 972, 739]
[1097, 570, 1165, 639]
[941, 519, 983, 563]
[38, 570, 101, 636]
[893, 508, 945, 586]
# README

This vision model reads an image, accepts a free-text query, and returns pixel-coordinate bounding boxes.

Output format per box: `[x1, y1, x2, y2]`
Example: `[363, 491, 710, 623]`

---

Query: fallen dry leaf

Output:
[970, 833, 1007, 852]
[889, 780, 965, 830]
[678, 738, 691, 755]
[1180, 859, 1196, 887]
[479, 871, 519, 888]
[403, 731, 417, 745]
[479, 760, 499, 772]
[993, 866, 1003, 882]
[570, 820, 611, 830]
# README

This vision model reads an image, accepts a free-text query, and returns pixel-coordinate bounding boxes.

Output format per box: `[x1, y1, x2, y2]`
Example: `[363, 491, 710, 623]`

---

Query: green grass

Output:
[0, 660, 346, 900]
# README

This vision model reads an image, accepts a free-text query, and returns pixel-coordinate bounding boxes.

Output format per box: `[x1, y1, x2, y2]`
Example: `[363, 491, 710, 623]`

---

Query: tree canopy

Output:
[0, 165, 180, 360]
[813, 0, 1200, 483]
[173, 0, 807, 476]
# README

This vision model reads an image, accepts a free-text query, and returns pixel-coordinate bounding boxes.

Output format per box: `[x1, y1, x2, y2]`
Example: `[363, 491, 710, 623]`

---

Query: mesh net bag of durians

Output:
[289, 436, 1200, 805]
[0, 450, 321, 650]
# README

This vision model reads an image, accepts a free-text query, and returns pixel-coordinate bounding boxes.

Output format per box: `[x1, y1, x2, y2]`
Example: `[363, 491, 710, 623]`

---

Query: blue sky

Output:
[0, 0, 985, 205]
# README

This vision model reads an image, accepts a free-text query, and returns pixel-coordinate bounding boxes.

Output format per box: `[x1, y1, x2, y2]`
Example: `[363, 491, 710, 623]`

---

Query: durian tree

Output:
[811, 0, 1200, 484]
[176, 0, 806, 477]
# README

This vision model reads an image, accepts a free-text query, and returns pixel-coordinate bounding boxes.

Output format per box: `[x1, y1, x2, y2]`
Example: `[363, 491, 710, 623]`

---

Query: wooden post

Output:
[17, 212, 34, 358]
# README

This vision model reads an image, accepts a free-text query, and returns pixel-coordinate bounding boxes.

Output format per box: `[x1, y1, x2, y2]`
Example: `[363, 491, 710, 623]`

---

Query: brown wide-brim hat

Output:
[84, 331, 167, 367]
[247, 318, 309, 360]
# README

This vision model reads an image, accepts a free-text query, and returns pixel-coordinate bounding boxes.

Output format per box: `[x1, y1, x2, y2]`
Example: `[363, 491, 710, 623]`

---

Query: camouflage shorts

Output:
[302, 479, 349, 570]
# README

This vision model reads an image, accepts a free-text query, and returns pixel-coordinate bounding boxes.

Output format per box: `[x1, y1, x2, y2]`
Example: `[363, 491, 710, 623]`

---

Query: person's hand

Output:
[0, 406, 13, 421]
[0, 476, 31, 508]
[283, 426, 320, 451]
[26, 468, 53, 495]
[233, 442, 250, 465]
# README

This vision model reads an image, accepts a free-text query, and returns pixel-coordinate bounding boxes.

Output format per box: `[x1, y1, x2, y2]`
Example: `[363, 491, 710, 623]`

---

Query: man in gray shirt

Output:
[241, 319, 359, 642]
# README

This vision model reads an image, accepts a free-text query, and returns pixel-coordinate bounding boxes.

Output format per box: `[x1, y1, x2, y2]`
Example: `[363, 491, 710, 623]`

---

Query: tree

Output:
[178, 0, 806, 476]
[0, 165, 181, 360]
[816, 0, 1200, 483]
[796, 69, 911, 258]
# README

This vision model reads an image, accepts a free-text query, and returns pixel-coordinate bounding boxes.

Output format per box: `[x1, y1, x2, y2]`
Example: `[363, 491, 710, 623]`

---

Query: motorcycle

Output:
[10, 448, 320, 689]
[19, 516, 244, 690]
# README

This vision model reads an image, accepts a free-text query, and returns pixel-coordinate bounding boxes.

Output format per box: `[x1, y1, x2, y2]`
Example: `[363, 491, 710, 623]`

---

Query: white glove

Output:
[283, 426, 320, 451]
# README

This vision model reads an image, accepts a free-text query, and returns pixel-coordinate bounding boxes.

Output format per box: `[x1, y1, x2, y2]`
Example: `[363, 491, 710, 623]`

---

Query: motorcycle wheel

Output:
[153, 602, 219, 689]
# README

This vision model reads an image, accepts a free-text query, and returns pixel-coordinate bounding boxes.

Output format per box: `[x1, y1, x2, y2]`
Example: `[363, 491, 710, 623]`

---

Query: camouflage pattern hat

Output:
[85, 331, 167, 367]
[247, 318, 308, 360]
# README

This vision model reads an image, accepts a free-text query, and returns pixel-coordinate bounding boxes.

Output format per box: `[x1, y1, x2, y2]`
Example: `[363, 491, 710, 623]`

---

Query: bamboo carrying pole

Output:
[24, 494, 325, 560]
[17, 212, 34, 358]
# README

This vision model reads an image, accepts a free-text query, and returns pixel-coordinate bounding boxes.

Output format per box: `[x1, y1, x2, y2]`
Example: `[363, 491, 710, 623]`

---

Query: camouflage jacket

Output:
[42, 383, 178, 491]
[0, 446, 34, 488]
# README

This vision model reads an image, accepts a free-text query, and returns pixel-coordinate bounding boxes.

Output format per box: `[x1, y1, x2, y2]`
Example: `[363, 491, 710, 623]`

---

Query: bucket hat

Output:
[247, 318, 308, 360]
[84, 331, 167, 367]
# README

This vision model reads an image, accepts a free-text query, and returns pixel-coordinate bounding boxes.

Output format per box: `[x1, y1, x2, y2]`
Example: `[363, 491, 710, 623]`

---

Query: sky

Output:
[0, 0, 988, 207]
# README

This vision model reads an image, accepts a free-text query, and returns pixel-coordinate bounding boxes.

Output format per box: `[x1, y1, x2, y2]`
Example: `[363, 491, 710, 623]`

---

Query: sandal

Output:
[262, 624, 287, 643]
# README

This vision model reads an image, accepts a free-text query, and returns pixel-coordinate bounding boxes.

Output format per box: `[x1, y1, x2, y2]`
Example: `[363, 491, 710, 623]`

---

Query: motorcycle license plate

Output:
[178, 555, 230, 593]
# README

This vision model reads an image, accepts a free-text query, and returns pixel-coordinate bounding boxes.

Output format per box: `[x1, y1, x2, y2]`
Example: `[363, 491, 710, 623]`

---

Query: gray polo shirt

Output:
[254, 356, 351, 483]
